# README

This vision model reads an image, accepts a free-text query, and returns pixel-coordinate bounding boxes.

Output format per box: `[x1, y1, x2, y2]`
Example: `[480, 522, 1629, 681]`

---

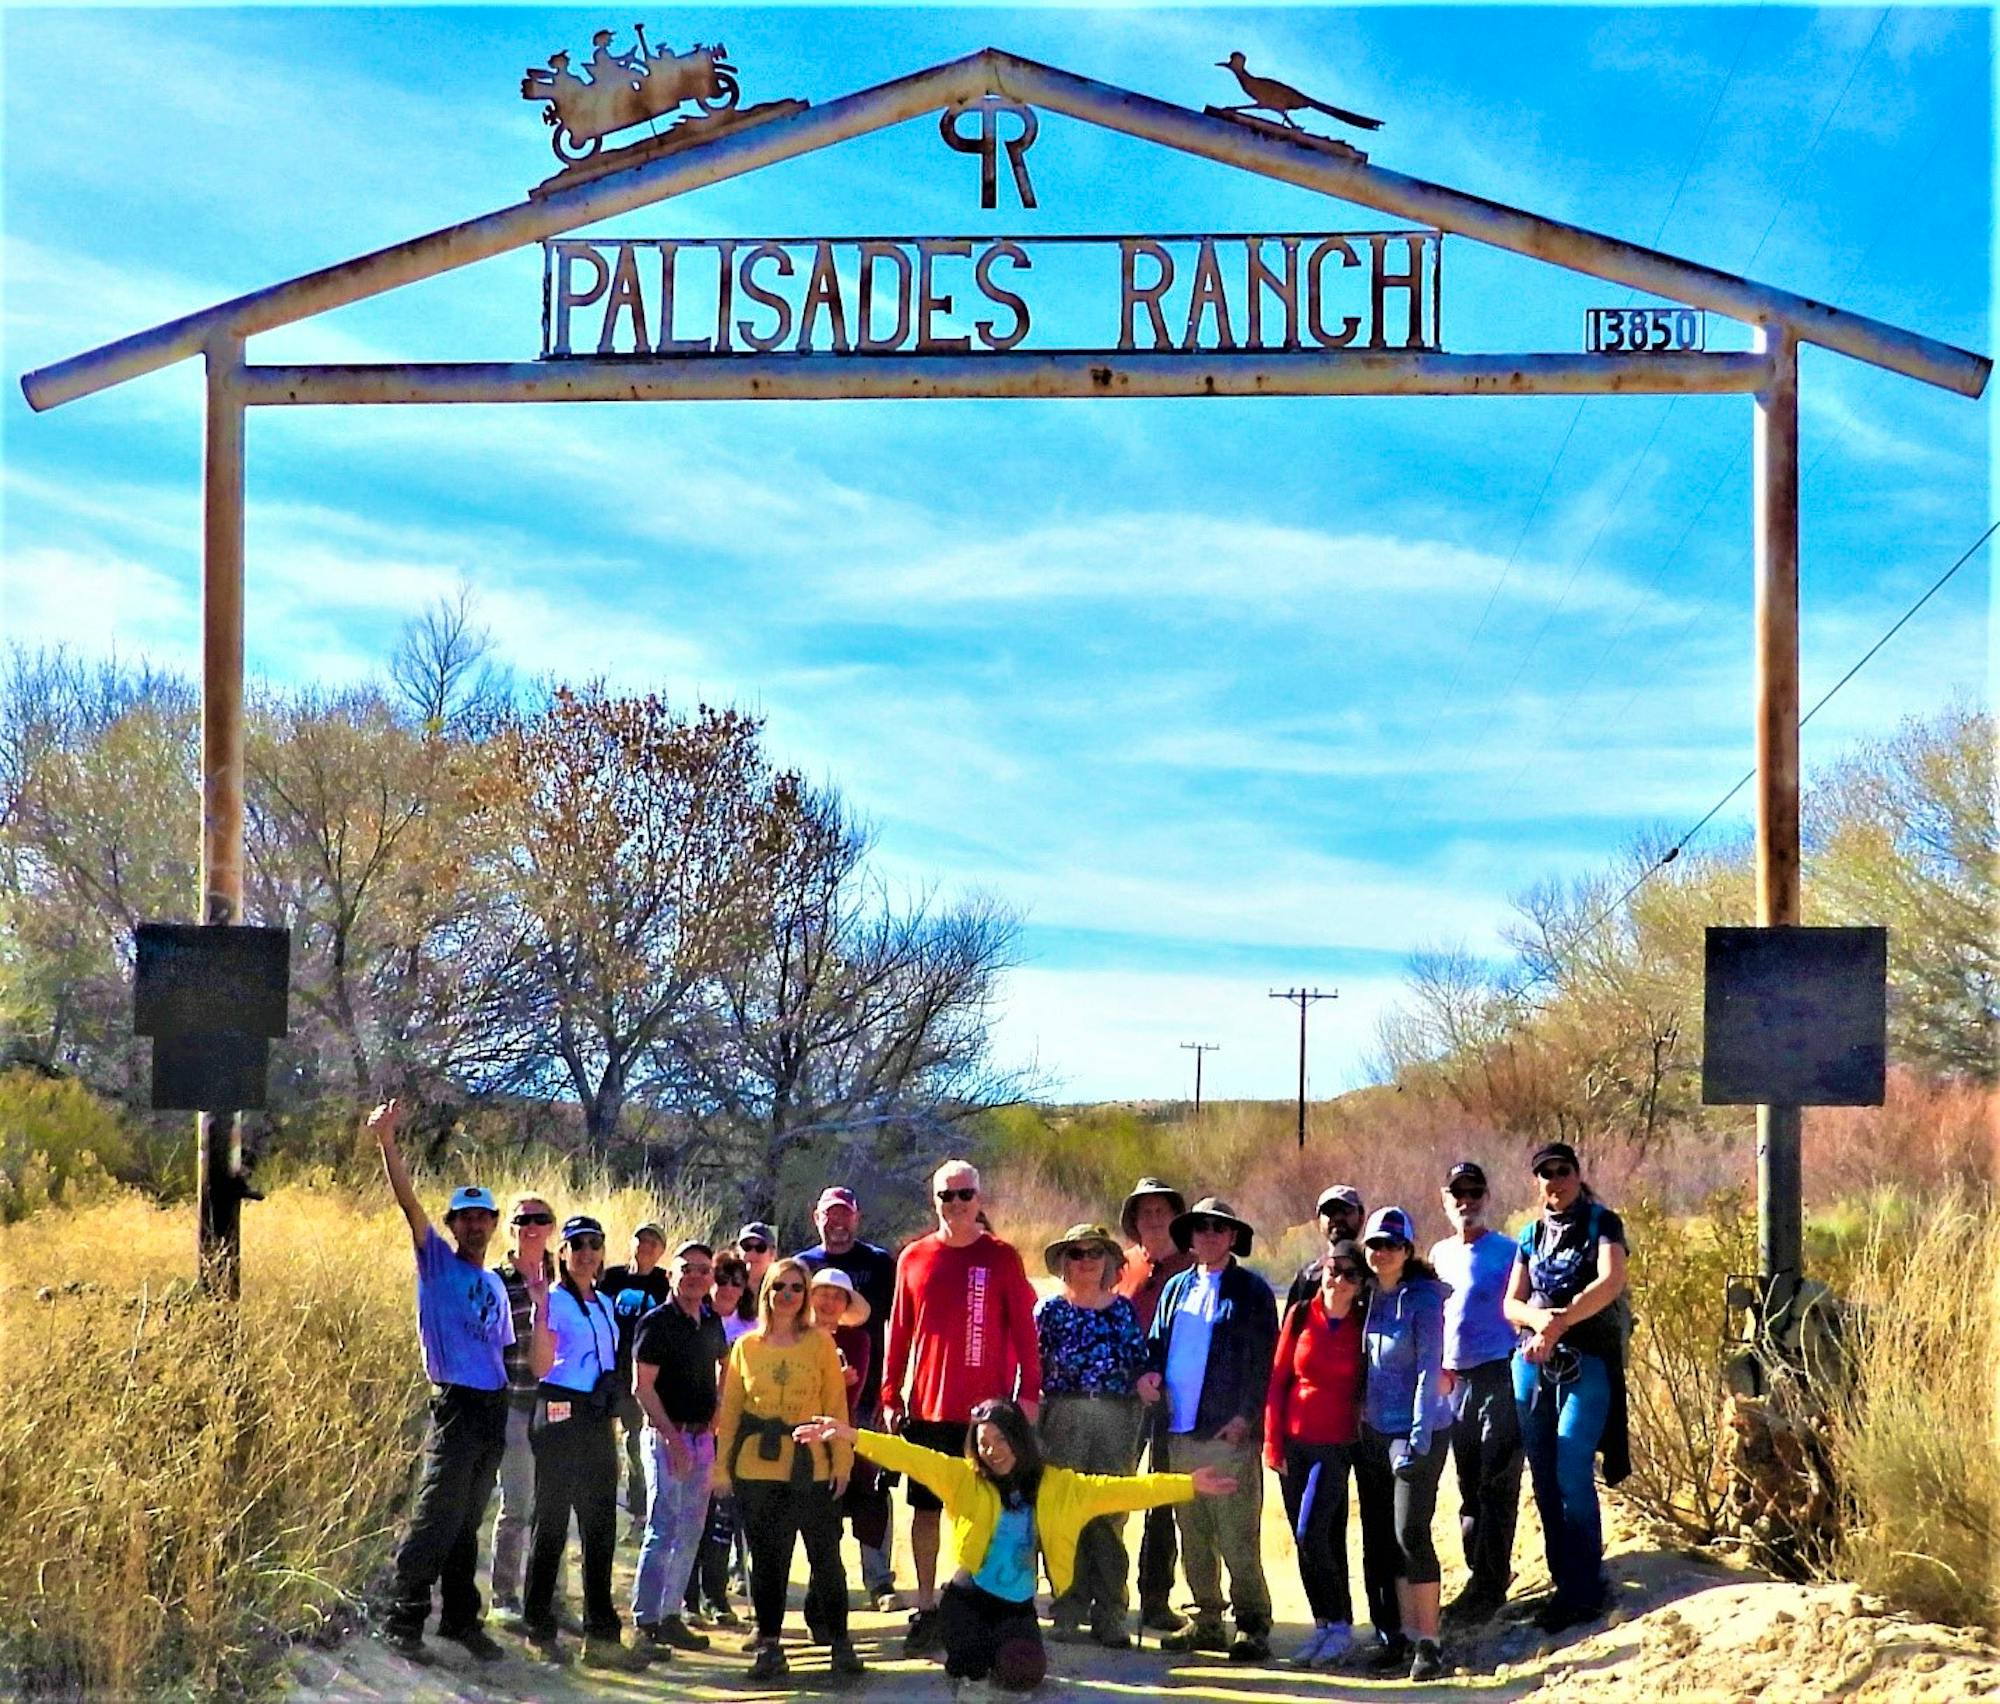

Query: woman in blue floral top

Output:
[1035, 1222, 1158, 1646]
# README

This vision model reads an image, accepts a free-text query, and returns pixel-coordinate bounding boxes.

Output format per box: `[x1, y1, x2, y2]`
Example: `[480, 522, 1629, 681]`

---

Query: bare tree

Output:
[389, 586, 515, 737]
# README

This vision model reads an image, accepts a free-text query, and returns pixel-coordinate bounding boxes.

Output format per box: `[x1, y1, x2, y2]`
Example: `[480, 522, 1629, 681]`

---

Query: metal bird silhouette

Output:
[1216, 52, 1382, 132]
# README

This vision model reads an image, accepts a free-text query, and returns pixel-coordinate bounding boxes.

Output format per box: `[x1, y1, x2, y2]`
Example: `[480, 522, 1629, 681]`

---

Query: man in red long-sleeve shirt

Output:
[879, 1158, 1041, 1656]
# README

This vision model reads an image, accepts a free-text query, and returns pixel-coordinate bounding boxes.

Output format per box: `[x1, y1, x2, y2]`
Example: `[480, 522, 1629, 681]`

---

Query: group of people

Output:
[371, 1100, 1629, 1694]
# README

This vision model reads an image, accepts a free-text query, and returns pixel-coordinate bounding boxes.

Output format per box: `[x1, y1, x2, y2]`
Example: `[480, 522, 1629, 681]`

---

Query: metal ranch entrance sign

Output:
[544, 230, 1442, 358]
[14, 37, 1990, 1317]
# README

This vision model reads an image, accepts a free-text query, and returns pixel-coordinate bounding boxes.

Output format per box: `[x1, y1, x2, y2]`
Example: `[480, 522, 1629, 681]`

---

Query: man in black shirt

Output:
[1284, 1184, 1366, 1317]
[796, 1185, 900, 1609]
[630, 1241, 727, 1653]
[602, 1223, 672, 1529]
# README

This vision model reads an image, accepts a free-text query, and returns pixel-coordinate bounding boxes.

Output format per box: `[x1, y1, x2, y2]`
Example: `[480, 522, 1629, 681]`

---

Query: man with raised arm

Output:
[879, 1159, 1041, 1657]
[369, 1099, 515, 1666]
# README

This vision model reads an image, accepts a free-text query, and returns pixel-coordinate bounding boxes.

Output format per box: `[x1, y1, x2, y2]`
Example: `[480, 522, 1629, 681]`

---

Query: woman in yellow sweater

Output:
[713, 1255, 863, 1682]
[795, 1398, 1236, 1697]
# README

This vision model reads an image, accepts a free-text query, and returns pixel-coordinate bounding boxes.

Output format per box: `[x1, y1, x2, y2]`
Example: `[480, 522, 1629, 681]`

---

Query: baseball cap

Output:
[1362, 1206, 1416, 1247]
[736, 1221, 777, 1248]
[814, 1187, 859, 1215]
[633, 1221, 667, 1243]
[1316, 1184, 1364, 1215]
[673, 1238, 714, 1259]
[560, 1213, 605, 1243]
[446, 1185, 498, 1215]
[1529, 1142, 1582, 1175]
[1445, 1161, 1488, 1191]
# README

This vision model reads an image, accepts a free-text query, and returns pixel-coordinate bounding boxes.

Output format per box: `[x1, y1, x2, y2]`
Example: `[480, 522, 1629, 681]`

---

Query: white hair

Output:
[932, 1157, 980, 1191]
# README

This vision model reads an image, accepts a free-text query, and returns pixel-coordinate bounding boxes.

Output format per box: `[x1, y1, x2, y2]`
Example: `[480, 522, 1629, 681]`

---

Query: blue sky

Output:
[2, 6, 1990, 1103]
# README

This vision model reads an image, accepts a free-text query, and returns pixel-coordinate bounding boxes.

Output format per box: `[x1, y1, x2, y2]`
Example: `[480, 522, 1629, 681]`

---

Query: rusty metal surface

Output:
[1214, 53, 1381, 134]
[528, 99, 807, 199]
[522, 28, 741, 162]
[231, 349, 1776, 405]
[20, 46, 1990, 412]
[940, 97, 1038, 208]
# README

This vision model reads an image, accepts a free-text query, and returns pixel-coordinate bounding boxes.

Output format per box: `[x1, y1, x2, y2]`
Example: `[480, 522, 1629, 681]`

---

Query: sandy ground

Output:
[288, 1452, 2000, 1703]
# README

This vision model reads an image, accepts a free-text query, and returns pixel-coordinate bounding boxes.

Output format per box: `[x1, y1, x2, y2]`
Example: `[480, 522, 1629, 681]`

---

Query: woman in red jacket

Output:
[1264, 1238, 1368, 1670]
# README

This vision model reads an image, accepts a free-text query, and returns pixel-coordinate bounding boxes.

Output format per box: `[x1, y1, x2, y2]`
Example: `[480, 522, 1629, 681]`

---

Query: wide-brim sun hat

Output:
[1169, 1196, 1255, 1257]
[807, 1267, 871, 1327]
[1043, 1222, 1123, 1279]
[1119, 1176, 1187, 1242]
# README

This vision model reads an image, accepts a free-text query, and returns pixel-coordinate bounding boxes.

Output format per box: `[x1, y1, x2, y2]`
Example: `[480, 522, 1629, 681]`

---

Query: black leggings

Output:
[939, 1580, 1044, 1686]
[735, 1479, 849, 1642]
[525, 1408, 620, 1637]
[1278, 1441, 1355, 1625]
[1359, 1425, 1448, 1586]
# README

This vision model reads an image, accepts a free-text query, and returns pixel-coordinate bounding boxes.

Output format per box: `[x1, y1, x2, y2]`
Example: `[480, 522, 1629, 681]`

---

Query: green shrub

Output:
[0, 1070, 132, 1221]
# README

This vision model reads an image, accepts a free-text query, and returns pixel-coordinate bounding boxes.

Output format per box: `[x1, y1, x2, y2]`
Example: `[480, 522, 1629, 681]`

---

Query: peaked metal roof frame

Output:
[20, 47, 1990, 411]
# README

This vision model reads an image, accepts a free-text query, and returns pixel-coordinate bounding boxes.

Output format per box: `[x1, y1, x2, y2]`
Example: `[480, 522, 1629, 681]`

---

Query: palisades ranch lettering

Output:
[541, 231, 1442, 357]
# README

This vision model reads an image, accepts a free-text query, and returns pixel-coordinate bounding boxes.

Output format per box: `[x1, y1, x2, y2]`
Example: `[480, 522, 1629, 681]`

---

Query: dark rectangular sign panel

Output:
[1701, 925, 1887, 1107]
[133, 924, 290, 1039]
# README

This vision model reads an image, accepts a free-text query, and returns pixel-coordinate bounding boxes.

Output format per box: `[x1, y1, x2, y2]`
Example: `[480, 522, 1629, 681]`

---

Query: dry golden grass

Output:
[1824, 1186, 2000, 1635]
[0, 1169, 705, 1698]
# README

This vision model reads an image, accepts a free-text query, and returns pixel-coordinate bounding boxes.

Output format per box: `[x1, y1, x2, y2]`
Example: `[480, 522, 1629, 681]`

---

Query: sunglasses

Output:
[936, 1187, 978, 1203]
[1320, 1203, 1360, 1217]
[1450, 1186, 1488, 1201]
[1327, 1266, 1364, 1283]
[769, 1279, 807, 1295]
[739, 1240, 770, 1254]
[512, 1211, 555, 1226]
[1364, 1237, 1404, 1252]
[1536, 1164, 1577, 1181]
[1063, 1245, 1106, 1261]
[566, 1235, 605, 1251]
[1190, 1219, 1232, 1235]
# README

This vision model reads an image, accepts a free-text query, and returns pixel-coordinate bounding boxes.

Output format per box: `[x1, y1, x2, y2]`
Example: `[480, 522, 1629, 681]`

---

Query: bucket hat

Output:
[1118, 1176, 1187, 1242]
[1169, 1196, 1255, 1257]
[807, 1267, 871, 1327]
[1043, 1222, 1123, 1279]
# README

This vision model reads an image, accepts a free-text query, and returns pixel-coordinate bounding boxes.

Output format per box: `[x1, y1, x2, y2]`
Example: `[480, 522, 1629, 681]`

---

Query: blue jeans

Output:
[1513, 1349, 1609, 1610]
[632, 1427, 714, 1625]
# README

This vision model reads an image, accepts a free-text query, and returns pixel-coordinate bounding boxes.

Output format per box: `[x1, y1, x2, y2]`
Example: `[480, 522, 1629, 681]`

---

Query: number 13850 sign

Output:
[1586, 307, 1704, 353]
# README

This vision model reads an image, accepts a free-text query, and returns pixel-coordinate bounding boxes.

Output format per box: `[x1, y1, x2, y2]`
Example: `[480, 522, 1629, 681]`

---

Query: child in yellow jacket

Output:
[795, 1398, 1237, 1694]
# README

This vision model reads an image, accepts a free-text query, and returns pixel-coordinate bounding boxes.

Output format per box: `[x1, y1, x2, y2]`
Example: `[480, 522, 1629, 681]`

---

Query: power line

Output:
[1269, 989, 1335, 1149]
[1575, 517, 1999, 938]
[1179, 1041, 1219, 1118]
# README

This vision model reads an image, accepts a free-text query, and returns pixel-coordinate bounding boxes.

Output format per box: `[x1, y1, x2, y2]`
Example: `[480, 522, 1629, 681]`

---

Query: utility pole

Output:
[1269, 989, 1336, 1149]
[1179, 1042, 1219, 1118]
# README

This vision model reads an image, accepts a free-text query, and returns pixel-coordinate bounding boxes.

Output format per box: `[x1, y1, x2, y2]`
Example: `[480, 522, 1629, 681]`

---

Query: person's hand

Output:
[844, 1364, 862, 1394]
[880, 1397, 904, 1434]
[365, 1099, 401, 1140]
[1389, 1438, 1425, 1480]
[793, 1415, 857, 1446]
[1190, 1464, 1238, 1497]
[1439, 1369, 1460, 1400]
[1522, 1326, 1561, 1365]
[665, 1429, 693, 1478]
[1213, 1415, 1249, 1447]
[1521, 1304, 1566, 1336]
[1135, 1372, 1162, 1405]
[524, 1267, 551, 1307]
[831, 1472, 850, 1499]
[1268, 1452, 1286, 1476]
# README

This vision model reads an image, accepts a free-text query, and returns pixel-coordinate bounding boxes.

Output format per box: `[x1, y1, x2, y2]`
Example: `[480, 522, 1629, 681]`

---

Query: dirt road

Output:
[289, 1472, 2000, 1702]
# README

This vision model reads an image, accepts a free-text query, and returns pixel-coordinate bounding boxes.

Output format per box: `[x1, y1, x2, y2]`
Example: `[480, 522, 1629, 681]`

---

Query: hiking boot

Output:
[1229, 1628, 1272, 1663]
[437, 1623, 505, 1663]
[580, 1634, 650, 1671]
[830, 1637, 866, 1675]
[1533, 1596, 1603, 1635]
[655, 1615, 709, 1651]
[378, 1627, 433, 1665]
[523, 1624, 563, 1663]
[904, 1607, 942, 1656]
[1093, 1622, 1132, 1650]
[1139, 1604, 1184, 1633]
[747, 1640, 790, 1682]
[1442, 1586, 1500, 1627]
[1364, 1634, 1412, 1672]
[633, 1621, 677, 1658]
[708, 1602, 745, 1628]
[1158, 1618, 1228, 1654]
[1048, 1616, 1091, 1644]
[872, 1588, 903, 1614]
[1409, 1638, 1446, 1682]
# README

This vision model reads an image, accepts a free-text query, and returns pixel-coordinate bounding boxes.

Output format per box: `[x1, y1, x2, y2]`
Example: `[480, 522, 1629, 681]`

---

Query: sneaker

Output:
[1364, 1634, 1412, 1672]
[378, 1628, 433, 1665]
[580, 1634, 649, 1672]
[632, 1621, 676, 1658]
[747, 1640, 790, 1682]
[1158, 1619, 1227, 1653]
[830, 1637, 866, 1676]
[1533, 1596, 1603, 1635]
[1229, 1629, 1271, 1663]
[904, 1607, 942, 1656]
[872, 1589, 903, 1614]
[1409, 1637, 1446, 1682]
[1312, 1623, 1354, 1669]
[709, 1603, 745, 1628]
[491, 1593, 522, 1618]
[738, 1630, 765, 1654]
[1288, 1625, 1332, 1667]
[437, 1624, 505, 1663]
[523, 1625, 563, 1663]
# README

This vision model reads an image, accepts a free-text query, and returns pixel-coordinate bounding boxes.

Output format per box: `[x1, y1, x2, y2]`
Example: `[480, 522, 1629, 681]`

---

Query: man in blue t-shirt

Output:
[1428, 1160, 1525, 1627]
[371, 1099, 514, 1665]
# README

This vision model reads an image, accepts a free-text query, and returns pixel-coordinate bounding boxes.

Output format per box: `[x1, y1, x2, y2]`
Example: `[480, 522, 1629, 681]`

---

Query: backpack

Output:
[1518, 1201, 1633, 1353]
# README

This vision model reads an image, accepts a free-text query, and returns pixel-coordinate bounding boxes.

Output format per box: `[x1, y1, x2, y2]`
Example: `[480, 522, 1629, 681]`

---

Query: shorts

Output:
[902, 1418, 970, 1511]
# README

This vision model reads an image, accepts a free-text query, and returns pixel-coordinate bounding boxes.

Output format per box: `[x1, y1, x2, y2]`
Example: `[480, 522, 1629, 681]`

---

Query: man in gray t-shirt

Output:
[372, 1100, 514, 1665]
